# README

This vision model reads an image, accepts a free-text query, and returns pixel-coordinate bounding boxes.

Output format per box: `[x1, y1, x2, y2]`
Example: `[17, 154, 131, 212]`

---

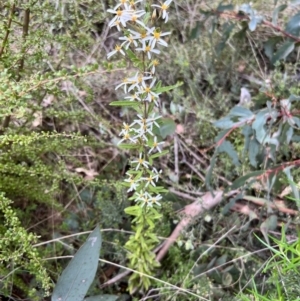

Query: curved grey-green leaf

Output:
[285, 12, 300, 36]
[84, 294, 130, 301]
[84, 295, 118, 301]
[52, 225, 102, 301]
[271, 41, 295, 64]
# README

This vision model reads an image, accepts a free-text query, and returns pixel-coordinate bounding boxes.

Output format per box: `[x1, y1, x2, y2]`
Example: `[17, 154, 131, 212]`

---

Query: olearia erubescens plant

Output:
[107, 0, 175, 292]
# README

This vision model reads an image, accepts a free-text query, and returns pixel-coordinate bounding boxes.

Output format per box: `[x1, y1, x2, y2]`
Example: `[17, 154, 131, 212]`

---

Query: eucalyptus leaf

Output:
[84, 295, 118, 301]
[231, 170, 264, 189]
[260, 215, 278, 244]
[213, 116, 235, 129]
[271, 40, 295, 64]
[216, 4, 234, 12]
[272, 4, 287, 25]
[218, 140, 240, 166]
[229, 106, 254, 118]
[159, 118, 176, 139]
[285, 12, 300, 36]
[249, 138, 260, 167]
[289, 94, 300, 102]
[52, 225, 102, 301]
[249, 18, 258, 31]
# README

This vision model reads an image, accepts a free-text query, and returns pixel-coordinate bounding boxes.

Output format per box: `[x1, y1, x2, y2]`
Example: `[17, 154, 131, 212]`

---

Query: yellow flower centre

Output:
[145, 86, 151, 93]
[161, 4, 168, 10]
[145, 45, 151, 52]
[153, 32, 161, 39]
[123, 123, 130, 131]
[131, 15, 138, 21]
[115, 44, 122, 51]
[116, 9, 123, 16]
[124, 133, 130, 139]
[153, 59, 159, 66]
[147, 176, 153, 182]
[138, 158, 144, 164]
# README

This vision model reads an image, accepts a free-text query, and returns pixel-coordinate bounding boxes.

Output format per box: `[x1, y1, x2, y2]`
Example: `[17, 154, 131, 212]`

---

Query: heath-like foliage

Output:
[107, 0, 176, 292]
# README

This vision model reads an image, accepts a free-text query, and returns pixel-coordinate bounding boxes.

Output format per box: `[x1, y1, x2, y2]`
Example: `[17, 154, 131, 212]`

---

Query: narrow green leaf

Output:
[52, 225, 102, 301]
[118, 144, 140, 150]
[109, 101, 140, 107]
[149, 149, 169, 160]
[260, 215, 278, 244]
[125, 49, 143, 69]
[154, 81, 183, 93]
[249, 138, 260, 167]
[205, 149, 218, 190]
[190, 21, 202, 40]
[231, 170, 264, 189]
[124, 205, 142, 216]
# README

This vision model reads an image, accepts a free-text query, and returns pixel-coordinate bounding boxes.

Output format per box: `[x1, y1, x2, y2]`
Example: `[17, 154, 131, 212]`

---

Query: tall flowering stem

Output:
[107, 0, 173, 292]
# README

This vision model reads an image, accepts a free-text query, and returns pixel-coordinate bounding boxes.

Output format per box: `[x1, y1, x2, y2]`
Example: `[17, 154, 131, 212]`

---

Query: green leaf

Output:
[190, 21, 202, 40]
[84, 295, 119, 301]
[217, 140, 240, 166]
[230, 106, 254, 118]
[205, 149, 218, 190]
[118, 144, 140, 150]
[149, 149, 169, 160]
[260, 215, 278, 244]
[215, 22, 235, 55]
[263, 37, 282, 61]
[124, 205, 142, 216]
[289, 94, 300, 102]
[159, 118, 176, 139]
[109, 101, 140, 107]
[272, 4, 287, 25]
[154, 81, 183, 93]
[249, 138, 260, 168]
[216, 4, 234, 11]
[231, 170, 264, 189]
[125, 49, 143, 69]
[248, 17, 258, 31]
[214, 117, 235, 129]
[52, 225, 102, 301]
[285, 12, 300, 36]
[271, 40, 295, 64]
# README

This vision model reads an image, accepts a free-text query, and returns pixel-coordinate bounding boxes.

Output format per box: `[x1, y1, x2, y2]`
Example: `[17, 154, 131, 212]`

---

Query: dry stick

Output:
[156, 190, 226, 261]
